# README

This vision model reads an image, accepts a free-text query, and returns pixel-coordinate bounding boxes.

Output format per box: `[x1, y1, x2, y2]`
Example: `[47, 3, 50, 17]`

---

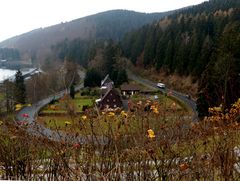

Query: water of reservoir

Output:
[0, 68, 17, 82]
[0, 68, 37, 82]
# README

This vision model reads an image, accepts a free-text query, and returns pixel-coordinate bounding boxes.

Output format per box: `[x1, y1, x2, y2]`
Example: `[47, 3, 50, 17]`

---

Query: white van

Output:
[157, 82, 165, 89]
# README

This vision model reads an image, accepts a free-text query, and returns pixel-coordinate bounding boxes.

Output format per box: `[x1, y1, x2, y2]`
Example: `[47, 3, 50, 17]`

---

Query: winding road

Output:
[16, 72, 108, 144]
[16, 70, 198, 143]
[127, 71, 198, 121]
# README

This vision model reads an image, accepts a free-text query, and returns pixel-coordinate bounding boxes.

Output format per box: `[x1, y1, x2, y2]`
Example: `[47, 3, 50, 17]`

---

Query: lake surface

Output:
[0, 68, 17, 82]
[0, 68, 37, 82]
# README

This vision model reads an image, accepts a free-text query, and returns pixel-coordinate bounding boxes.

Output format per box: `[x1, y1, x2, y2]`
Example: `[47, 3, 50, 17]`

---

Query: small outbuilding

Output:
[120, 83, 141, 97]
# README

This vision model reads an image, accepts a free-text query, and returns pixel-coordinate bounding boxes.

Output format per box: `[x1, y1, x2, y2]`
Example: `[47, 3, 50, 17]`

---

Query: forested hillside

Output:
[1, 0, 239, 118]
[52, 39, 128, 87]
[0, 48, 20, 61]
[0, 10, 172, 59]
[121, 0, 240, 117]
[51, 39, 94, 68]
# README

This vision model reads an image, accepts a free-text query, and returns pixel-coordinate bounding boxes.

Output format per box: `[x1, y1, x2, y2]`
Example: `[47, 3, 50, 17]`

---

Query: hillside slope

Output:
[121, 0, 240, 75]
[120, 0, 240, 117]
[0, 10, 172, 55]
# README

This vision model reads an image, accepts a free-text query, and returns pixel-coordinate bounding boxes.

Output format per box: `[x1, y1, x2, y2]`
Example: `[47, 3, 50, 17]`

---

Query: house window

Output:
[114, 104, 117, 108]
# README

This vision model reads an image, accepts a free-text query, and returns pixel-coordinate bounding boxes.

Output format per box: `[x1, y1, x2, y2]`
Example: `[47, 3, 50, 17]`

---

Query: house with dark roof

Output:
[100, 74, 114, 96]
[97, 89, 122, 109]
[96, 75, 123, 110]
[101, 74, 114, 87]
[120, 83, 141, 97]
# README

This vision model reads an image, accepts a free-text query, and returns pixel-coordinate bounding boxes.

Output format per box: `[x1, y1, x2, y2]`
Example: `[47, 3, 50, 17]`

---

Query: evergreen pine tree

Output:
[196, 92, 209, 118]
[116, 69, 128, 87]
[70, 83, 75, 99]
[84, 69, 102, 87]
[14, 70, 26, 104]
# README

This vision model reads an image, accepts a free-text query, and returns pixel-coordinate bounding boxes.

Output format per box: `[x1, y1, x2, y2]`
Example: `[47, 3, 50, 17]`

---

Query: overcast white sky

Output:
[0, 0, 207, 42]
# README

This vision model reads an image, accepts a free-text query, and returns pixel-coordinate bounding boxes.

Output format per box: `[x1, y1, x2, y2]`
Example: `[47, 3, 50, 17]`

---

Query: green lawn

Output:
[0, 92, 4, 101]
[72, 98, 93, 112]
[131, 93, 183, 111]
[38, 113, 153, 136]
[0, 92, 7, 112]
[40, 93, 94, 114]
[38, 93, 190, 135]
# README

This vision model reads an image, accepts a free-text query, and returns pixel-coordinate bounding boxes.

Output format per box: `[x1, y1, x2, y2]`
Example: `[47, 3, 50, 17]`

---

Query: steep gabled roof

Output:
[101, 74, 113, 86]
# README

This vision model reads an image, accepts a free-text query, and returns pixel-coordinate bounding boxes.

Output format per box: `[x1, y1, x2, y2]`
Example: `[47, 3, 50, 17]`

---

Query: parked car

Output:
[157, 82, 165, 89]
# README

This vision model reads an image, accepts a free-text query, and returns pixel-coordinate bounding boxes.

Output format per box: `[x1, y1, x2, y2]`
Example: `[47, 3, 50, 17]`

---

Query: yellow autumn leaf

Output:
[81, 115, 87, 120]
[153, 108, 159, 114]
[108, 112, 115, 117]
[15, 104, 22, 108]
[147, 129, 155, 139]
[15, 104, 23, 111]
[15, 107, 21, 111]
[120, 111, 128, 118]
[65, 121, 71, 125]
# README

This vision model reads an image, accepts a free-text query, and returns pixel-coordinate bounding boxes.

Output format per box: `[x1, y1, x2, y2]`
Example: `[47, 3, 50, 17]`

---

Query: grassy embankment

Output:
[37, 92, 189, 135]
[0, 92, 5, 112]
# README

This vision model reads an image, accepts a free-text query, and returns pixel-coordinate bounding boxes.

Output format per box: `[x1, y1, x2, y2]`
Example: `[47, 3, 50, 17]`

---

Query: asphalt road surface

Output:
[16, 70, 198, 144]
[127, 71, 198, 121]
[16, 72, 108, 144]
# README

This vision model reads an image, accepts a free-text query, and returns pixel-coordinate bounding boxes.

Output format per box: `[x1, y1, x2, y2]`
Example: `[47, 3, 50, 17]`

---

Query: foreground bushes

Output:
[1, 99, 240, 180]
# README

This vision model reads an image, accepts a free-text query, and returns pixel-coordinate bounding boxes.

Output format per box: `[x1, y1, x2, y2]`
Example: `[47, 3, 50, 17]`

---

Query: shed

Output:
[120, 83, 141, 97]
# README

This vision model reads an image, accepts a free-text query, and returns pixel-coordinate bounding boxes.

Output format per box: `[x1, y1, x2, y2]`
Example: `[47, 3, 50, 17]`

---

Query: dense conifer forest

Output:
[120, 0, 240, 116]
[0, 48, 20, 61]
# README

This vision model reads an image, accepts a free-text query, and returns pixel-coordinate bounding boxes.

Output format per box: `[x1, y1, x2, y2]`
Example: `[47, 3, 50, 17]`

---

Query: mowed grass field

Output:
[0, 92, 7, 112]
[40, 93, 94, 114]
[0, 92, 4, 101]
[131, 93, 183, 110]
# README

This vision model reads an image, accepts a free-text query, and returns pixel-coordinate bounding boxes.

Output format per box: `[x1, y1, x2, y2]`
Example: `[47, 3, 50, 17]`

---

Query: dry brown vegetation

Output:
[1, 98, 240, 180]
